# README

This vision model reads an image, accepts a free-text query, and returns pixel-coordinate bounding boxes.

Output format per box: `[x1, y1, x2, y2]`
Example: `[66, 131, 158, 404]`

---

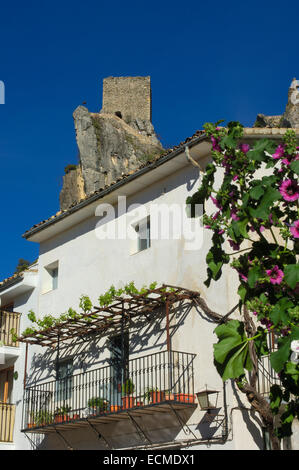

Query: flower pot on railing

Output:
[110, 405, 121, 413]
[175, 393, 196, 403]
[54, 405, 71, 423]
[165, 392, 175, 401]
[143, 388, 164, 404]
[87, 397, 109, 415]
[121, 396, 135, 409]
[151, 391, 164, 403]
[121, 379, 135, 409]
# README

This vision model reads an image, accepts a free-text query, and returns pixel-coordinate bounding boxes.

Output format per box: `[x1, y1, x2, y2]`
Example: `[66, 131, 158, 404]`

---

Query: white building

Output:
[0, 119, 297, 450]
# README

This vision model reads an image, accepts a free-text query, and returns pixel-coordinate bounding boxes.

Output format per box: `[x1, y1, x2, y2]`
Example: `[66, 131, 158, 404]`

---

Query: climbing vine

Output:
[17, 281, 175, 340]
[187, 121, 299, 446]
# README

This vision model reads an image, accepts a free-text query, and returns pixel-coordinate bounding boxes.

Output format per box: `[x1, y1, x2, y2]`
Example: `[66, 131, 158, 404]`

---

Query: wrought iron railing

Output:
[0, 403, 15, 442]
[257, 354, 280, 397]
[22, 350, 196, 430]
[0, 310, 21, 347]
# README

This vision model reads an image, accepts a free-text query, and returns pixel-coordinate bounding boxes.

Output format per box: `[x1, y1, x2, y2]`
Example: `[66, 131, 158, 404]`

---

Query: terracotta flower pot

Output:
[150, 391, 164, 403]
[110, 405, 120, 412]
[165, 393, 175, 401]
[122, 396, 135, 409]
[175, 393, 195, 403]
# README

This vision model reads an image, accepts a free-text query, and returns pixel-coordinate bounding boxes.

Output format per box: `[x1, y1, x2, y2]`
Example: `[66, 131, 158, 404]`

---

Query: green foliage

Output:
[54, 406, 71, 416]
[87, 397, 109, 410]
[214, 320, 253, 381]
[64, 164, 77, 174]
[122, 378, 135, 395]
[14, 258, 31, 274]
[188, 121, 299, 441]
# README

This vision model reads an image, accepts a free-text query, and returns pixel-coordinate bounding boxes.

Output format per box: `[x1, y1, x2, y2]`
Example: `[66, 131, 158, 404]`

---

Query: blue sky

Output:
[0, 0, 298, 280]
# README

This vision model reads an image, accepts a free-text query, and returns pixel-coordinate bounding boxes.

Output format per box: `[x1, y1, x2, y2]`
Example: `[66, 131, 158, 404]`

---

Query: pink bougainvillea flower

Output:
[266, 265, 284, 285]
[230, 207, 240, 221]
[212, 211, 220, 220]
[279, 179, 299, 202]
[211, 136, 222, 152]
[290, 220, 299, 238]
[239, 143, 250, 153]
[272, 144, 285, 160]
[218, 229, 225, 235]
[237, 271, 248, 282]
[210, 195, 222, 210]
[228, 239, 240, 251]
[232, 175, 239, 181]
[282, 158, 290, 166]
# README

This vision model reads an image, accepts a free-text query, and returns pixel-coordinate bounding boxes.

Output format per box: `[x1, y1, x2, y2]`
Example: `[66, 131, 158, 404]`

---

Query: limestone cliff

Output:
[60, 77, 163, 211]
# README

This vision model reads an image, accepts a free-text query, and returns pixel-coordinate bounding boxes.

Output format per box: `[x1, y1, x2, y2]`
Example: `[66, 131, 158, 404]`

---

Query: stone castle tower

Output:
[60, 76, 163, 211]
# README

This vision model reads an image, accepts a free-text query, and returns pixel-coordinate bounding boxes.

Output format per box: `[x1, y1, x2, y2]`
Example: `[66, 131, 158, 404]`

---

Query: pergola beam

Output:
[17, 285, 199, 348]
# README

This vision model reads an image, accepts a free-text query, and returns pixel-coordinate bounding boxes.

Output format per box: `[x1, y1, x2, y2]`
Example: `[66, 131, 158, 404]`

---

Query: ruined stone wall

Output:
[101, 76, 152, 123]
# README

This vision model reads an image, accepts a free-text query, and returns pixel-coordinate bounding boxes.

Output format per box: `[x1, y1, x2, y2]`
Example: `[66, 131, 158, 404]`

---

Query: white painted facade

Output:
[0, 136, 294, 450]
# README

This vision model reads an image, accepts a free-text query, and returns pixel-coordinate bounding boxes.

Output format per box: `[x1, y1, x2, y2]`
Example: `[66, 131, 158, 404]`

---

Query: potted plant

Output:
[121, 378, 135, 409]
[110, 404, 121, 412]
[29, 410, 53, 427]
[87, 397, 109, 415]
[54, 405, 71, 423]
[164, 390, 175, 401]
[175, 393, 196, 403]
[144, 387, 164, 404]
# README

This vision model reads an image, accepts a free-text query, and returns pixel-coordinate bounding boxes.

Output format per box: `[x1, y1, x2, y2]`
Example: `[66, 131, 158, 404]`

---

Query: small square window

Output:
[135, 217, 150, 252]
[42, 261, 59, 293]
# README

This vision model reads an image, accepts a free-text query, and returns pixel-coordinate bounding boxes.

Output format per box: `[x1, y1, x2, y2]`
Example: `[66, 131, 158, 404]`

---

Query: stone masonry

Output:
[101, 76, 151, 123]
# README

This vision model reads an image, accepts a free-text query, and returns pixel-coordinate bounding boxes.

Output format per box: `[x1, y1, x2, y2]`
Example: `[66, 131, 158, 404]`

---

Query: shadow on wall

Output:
[231, 380, 264, 449]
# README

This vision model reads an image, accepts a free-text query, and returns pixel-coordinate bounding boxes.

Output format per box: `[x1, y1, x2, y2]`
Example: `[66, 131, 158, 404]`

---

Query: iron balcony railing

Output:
[0, 310, 21, 347]
[22, 350, 196, 430]
[257, 354, 280, 397]
[0, 403, 16, 442]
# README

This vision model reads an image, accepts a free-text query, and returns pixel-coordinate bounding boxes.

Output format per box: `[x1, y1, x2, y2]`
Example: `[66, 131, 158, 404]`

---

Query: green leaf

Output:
[270, 337, 291, 372]
[284, 264, 299, 289]
[213, 320, 252, 381]
[247, 266, 262, 289]
[270, 297, 293, 326]
[250, 184, 264, 200]
[290, 160, 299, 175]
[269, 384, 282, 415]
[254, 327, 269, 357]
[249, 186, 281, 219]
[247, 139, 277, 162]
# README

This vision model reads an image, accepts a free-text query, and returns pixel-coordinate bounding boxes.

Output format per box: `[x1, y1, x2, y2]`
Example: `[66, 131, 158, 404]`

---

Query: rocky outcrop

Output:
[59, 166, 86, 211]
[254, 78, 299, 128]
[59, 105, 163, 210]
[282, 78, 299, 127]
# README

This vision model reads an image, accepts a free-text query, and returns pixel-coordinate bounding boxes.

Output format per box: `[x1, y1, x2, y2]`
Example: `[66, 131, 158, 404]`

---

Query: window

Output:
[42, 261, 59, 293]
[55, 358, 73, 402]
[51, 267, 58, 290]
[135, 217, 150, 252]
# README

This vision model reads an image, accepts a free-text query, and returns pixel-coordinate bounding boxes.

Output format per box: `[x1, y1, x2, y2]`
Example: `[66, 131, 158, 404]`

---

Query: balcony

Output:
[0, 310, 21, 347]
[0, 403, 15, 443]
[22, 350, 197, 433]
[0, 310, 21, 361]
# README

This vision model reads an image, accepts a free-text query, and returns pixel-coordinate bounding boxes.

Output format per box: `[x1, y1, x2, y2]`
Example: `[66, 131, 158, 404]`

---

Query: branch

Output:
[194, 297, 239, 324]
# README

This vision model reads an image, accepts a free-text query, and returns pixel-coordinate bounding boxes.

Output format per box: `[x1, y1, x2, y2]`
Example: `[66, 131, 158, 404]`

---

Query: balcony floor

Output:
[22, 400, 197, 434]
